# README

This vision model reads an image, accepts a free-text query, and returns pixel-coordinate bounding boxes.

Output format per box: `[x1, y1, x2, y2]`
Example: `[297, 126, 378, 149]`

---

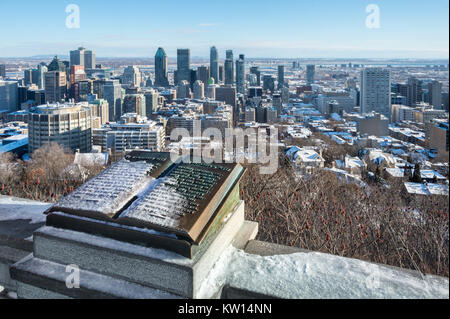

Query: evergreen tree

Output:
[412, 163, 422, 183]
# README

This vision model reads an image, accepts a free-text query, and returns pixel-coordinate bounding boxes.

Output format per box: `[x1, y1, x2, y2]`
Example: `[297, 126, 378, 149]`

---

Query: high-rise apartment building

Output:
[407, 77, 423, 107]
[250, 66, 261, 86]
[428, 80, 443, 109]
[360, 68, 391, 119]
[28, 102, 93, 153]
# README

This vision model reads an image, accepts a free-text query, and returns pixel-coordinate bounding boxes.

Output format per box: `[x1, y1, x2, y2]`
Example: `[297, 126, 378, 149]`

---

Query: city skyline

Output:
[0, 0, 448, 59]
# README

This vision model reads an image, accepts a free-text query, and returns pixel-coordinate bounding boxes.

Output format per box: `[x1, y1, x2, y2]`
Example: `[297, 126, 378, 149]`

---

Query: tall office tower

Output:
[177, 80, 191, 99]
[84, 50, 96, 70]
[277, 65, 285, 90]
[428, 80, 443, 109]
[219, 65, 224, 83]
[70, 47, 86, 66]
[236, 54, 245, 94]
[34, 64, 47, 89]
[250, 66, 261, 86]
[155, 47, 169, 87]
[103, 80, 123, 122]
[407, 77, 423, 107]
[0, 65, 5, 78]
[122, 66, 142, 87]
[210, 46, 219, 84]
[47, 56, 67, 72]
[360, 67, 391, 118]
[177, 49, 191, 84]
[122, 94, 146, 116]
[45, 71, 67, 103]
[193, 80, 205, 99]
[263, 75, 276, 93]
[197, 66, 210, 87]
[0, 80, 18, 112]
[306, 65, 315, 85]
[24, 69, 33, 86]
[143, 89, 159, 118]
[28, 102, 92, 153]
[224, 50, 234, 85]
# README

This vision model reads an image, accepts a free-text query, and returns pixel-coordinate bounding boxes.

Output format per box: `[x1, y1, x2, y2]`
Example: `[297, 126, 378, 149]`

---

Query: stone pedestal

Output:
[11, 201, 258, 299]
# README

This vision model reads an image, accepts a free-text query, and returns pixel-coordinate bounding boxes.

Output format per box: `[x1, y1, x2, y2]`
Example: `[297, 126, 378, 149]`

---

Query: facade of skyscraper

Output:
[0, 80, 18, 112]
[306, 65, 315, 85]
[177, 49, 191, 84]
[70, 47, 86, 66]
[103, 80, 123, 121]
[193, 80, 205, 99]
[360, 68, 391, 119]
[250, 66, 261, 86]
[236, 54, 245, 94]
[122, 66, 141, 87]
[84, 50, 96, 70]
[197, 66, 210, 87]
[210, 47, 219, 84]
[154, 47, 170, 87]
[278, 65, 285, 90]
[407, 77, 423, 107]
[45, 71, 67, 103]
[224, 50, 234, 85]
[0, 65, 5, 78]
[428, 80, 443, 109]
[122, 94, 146, 116]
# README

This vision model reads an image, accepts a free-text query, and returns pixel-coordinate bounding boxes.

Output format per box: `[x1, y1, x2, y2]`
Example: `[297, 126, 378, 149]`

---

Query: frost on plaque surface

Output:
[53, 159, 155, 216]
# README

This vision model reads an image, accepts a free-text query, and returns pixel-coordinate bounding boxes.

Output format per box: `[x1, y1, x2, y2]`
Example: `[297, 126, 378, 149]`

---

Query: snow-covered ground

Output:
[198, 246, 449, 299]
[0, 195, 51, 224]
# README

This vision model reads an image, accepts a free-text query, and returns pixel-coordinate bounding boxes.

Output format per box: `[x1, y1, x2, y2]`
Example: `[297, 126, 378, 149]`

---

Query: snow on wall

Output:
[197, 246, 449, 299]
[0, 195, 51, 224]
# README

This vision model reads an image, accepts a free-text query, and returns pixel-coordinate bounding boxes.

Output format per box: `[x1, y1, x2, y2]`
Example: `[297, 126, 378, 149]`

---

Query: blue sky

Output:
[0, 0, 448, 58]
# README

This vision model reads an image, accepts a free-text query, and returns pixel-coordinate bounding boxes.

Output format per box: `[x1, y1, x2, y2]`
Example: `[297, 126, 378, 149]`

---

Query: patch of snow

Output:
[198, 246, 449, 299]
[0, 195, 51, 224]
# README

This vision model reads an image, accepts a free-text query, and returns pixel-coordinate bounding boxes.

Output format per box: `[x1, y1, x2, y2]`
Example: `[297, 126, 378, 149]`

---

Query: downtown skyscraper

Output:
[210, 46, 219, 84]
[236, 54, 245, 94]
[154, 47, 169, 87]
[177, 49, 191, 85]
[224, 50, 234, 85]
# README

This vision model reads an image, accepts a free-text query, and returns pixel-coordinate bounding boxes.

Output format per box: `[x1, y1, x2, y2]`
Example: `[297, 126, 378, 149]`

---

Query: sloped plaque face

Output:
[119, 161, 242, 242]
[52, 160, 155, 218]
[48, 151, 245, 244]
